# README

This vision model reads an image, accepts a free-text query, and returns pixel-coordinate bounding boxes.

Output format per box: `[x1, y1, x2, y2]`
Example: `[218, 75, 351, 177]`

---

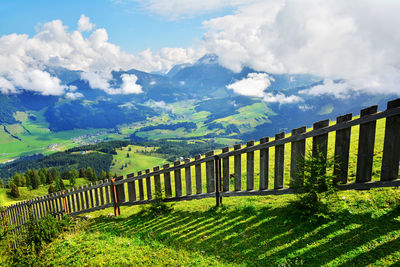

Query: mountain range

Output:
[0, 54, 397, 161]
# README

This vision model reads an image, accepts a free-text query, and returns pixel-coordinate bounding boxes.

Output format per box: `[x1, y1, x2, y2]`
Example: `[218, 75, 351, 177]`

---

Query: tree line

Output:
[5, 166, 116, 198]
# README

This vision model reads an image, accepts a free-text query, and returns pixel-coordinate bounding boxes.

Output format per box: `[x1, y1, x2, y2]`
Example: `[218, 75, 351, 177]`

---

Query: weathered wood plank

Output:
[356, 105, 378, 183]
[84, 185, 90, 210]
[154, 167, 162, 195]
[246, 141, 255, 191]
[163, 164, 172, 198]
[222, 147, 230, 192]
[290, 127, 306, 187]
[116, 176, 126, 203]
[105, 179, 111, 204]
[234, 144, 242, 191]
[94, 182, 100, 207]
[67, 189, 72, 213]
[127, 173, 137, 202]
[334, 114, 352, 184]
[259, 137, 269, 190]
[89, 183, 95, 208]
[174, 161, 183, 197]
[205, 151, 215, 193]
[195, 155, 202, 194]
[138, 171, 145, 201]
[184, 159, 192, 195]
[381, 99, 400, 181]
[99, 181, 105, 206]
[274, 132, 285, 189]
[145, 169, 152, 200]
[312, 120, 330, 178]
[70, 188, 77, 213]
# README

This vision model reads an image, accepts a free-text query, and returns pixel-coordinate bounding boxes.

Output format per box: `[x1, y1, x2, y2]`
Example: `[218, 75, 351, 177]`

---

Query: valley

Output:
[0, 55, 396, 167]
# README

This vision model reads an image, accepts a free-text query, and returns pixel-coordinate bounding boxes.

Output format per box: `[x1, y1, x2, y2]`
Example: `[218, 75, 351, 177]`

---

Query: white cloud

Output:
[299, 79, 355, 99]
[0, 77, 16, 94]
[226, 73, 272, 97]
[263, 93, 302, 104]
[119, 74, 143, 94]
[298, 104, 314, 112]
[81, 72, 110, 91]
[78, 14, 95, 32]
[226, 72, 302, 104]
[0, 15, 203, 96]
[65, 92, 84, 99]
[203, 0, 400, 96]
[81, 72, 143, 95]
[133, 0, 254, 20]
[145, 99, 174, 111]
[10, 69, 66, 95]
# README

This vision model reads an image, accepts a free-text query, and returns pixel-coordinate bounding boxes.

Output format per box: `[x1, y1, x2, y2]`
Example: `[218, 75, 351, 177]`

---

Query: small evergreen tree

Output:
[46, 169, 54, 184]
[48, 185, 56, 194]
[38, 168, 47, 184]
[54, 177, 65, 192]
[99, 170, 107, 181]
[79, 168, 85, 178]
[10, 183, 20, 198]
[12, 172, 21, 187]
[69, 174, 76, 187]
[31, 170, 40, 189]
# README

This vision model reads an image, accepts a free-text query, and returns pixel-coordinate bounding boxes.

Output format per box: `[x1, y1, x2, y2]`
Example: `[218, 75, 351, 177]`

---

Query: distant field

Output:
[0, 110, 128, 163]
[110, 145, 169, 177]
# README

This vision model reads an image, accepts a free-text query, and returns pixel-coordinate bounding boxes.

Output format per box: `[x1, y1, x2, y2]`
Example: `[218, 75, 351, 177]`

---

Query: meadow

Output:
[3, 188, 399, 266]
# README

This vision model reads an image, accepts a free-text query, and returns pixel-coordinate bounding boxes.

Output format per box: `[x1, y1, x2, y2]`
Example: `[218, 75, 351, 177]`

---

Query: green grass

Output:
[11, 187, 400, 266]
[0, 178, 90, 206]
[0, 110, 129, 162]
[110, 145, 169, 177]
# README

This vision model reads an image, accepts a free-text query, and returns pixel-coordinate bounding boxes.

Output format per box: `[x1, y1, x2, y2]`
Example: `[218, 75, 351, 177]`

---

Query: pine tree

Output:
[48, 185, 56, 194]
[38, 168, 47, 184]
[55, 177, 65, 192]
[12, 172, 21, 187]
[46, 169, 54, 184]
[69, 173, 76, 187]
[30, 170, 40, 189]
[99, 170, 107, 180]
[10, 183, 20, 198]
[79, 168, 85, 178]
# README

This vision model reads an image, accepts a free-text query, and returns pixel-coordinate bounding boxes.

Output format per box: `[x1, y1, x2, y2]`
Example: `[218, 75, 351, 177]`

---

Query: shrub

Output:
[48, 185, 56, 194]
[290, 148, 338, 220]
[141, 191, 173, 217]
[9, 183, 20, 198]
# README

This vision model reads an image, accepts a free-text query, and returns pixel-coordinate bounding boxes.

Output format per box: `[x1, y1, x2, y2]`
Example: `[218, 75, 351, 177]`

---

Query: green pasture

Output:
[19, 187, 400, 266]
[0, 178, 90, 206]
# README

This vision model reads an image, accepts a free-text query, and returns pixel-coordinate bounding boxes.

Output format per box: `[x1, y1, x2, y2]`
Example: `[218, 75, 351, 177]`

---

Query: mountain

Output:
[0, 54, 397, 162]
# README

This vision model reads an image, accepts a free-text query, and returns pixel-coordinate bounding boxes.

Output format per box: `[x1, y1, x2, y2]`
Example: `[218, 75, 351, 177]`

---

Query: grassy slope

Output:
[0, 178, 90, 206]
[33, 188, 400, 266]
[1, 116, 400, 265]
[110, 145, 169, 177]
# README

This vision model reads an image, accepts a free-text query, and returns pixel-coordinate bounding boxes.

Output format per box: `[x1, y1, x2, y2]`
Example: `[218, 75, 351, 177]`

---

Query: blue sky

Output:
[0, 0, 231, 53]
[0, 0, 398, 98]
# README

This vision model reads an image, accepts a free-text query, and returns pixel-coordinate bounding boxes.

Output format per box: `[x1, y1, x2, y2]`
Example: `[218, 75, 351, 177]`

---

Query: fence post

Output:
[111, 179, 120, 216]
[2, 210, 7, 231]
[62, 191, 68, 215]
[215, 155, 222, 207]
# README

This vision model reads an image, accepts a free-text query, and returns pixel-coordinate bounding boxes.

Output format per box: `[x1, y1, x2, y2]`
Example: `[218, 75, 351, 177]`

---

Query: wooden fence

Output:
[1, 98, 400, 230]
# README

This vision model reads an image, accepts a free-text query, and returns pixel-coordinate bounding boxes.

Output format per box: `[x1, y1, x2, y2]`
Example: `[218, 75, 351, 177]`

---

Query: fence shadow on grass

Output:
[89, 203, 400, 266]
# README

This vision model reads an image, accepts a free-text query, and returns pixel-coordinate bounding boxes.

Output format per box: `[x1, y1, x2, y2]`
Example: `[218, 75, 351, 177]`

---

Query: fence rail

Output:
[2, 98, 400, 229]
